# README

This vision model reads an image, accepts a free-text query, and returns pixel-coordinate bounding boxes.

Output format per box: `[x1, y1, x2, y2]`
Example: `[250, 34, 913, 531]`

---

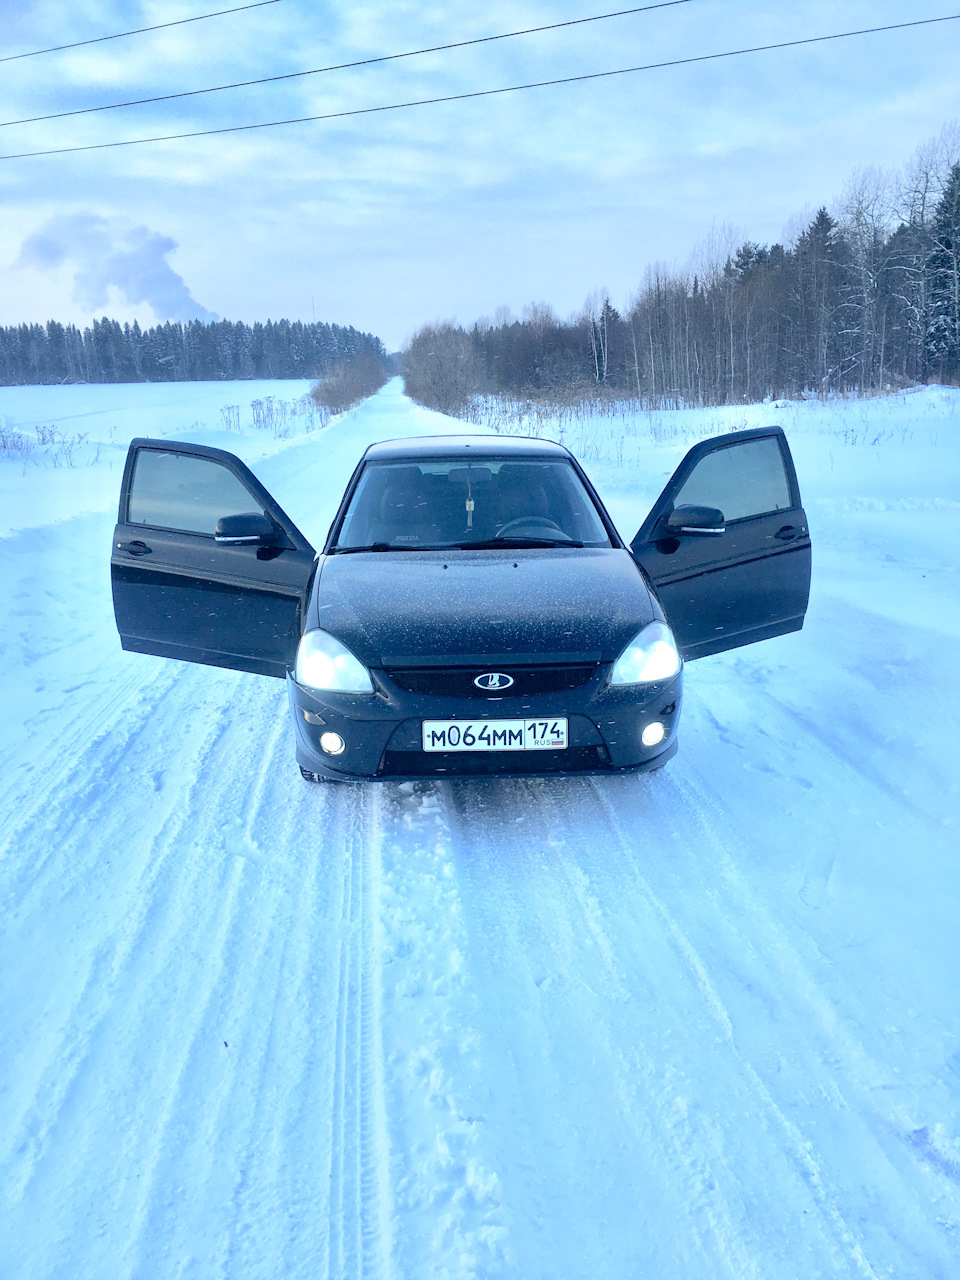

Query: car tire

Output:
[300, 765, 325, 783]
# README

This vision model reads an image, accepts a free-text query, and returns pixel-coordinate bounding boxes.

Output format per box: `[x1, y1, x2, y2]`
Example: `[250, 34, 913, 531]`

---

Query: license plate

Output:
[421, 717, 568, 752]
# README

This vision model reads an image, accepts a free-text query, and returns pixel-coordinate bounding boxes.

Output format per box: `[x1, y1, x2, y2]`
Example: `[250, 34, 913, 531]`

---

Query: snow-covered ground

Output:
[1, 377, 958, 1279]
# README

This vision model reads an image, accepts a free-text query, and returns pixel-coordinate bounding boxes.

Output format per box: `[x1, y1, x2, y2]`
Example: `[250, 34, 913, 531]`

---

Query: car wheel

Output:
[300, 765, 325, 783]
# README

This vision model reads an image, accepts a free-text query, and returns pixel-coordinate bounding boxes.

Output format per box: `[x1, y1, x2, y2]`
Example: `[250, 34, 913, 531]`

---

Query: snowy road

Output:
[2, 381, 958, 1277]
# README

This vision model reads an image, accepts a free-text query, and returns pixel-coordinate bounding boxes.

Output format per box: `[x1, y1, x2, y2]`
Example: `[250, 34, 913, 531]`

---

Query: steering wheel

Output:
[497, 515, 566, 537]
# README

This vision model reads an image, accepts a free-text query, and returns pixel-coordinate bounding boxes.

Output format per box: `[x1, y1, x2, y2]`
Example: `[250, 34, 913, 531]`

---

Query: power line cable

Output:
[2, 13, 958, 161]
[0, 0, 282, 65]
[0, 1, 694, 129]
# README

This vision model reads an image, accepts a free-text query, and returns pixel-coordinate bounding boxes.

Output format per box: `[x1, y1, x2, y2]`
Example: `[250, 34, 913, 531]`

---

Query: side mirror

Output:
[215, 512, 278, 545]
[665, 504, 725, 536]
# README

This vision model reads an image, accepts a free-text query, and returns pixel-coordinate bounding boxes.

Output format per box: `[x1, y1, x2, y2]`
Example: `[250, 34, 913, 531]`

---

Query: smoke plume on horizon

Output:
[18, 213, 218, 323]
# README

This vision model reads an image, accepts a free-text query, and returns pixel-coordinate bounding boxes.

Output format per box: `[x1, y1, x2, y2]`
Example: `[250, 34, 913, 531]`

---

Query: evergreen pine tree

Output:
[792, 208, 851, 392]
[926, 162, 960, 378]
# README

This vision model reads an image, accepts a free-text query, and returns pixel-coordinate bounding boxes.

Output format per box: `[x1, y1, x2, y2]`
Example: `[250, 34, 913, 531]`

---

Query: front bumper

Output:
[287, 664, 682, 781]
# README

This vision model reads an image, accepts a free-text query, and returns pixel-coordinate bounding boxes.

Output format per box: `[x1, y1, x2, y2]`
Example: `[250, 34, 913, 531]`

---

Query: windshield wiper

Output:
[454, 536, 585, 549]
[332, 537, 588, 553]
[330, 542, 396, 554]
[331, 542, 463, 554]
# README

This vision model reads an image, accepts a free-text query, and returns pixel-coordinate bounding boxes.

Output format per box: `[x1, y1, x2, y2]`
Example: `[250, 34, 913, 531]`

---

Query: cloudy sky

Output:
[1, 0, 958, 348]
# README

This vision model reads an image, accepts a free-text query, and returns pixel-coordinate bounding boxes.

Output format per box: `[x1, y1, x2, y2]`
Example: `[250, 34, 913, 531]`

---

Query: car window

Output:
[335, 457, 612, 548]
[128, 449, 264, 534]
[672, 436, 792, 522]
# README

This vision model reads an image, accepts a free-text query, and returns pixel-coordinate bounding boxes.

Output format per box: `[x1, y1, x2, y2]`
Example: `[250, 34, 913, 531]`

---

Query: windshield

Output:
[333, 457, 612, 551]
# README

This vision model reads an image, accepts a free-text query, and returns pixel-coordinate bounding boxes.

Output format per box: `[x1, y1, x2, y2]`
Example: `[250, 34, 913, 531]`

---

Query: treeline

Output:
[406, 135, 960, 412]
[0, 317, 386, 385]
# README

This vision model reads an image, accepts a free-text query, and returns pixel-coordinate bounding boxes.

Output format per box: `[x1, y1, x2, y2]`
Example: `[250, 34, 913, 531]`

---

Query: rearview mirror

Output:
[665, 504, 725, 536]
[214, 512, 278, 545]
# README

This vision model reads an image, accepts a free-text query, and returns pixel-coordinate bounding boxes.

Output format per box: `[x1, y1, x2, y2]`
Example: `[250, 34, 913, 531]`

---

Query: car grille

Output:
[384, 664, 596, 698]
[379, 745, 610, 777]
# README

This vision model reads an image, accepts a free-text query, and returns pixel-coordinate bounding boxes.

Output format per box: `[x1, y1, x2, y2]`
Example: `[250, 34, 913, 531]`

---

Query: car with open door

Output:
[111, 427, 810, 781]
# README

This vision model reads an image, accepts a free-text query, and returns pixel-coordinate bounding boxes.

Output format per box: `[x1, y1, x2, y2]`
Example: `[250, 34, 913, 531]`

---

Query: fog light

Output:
[641, 721, 665, 747]
[319, 731, 345, 756]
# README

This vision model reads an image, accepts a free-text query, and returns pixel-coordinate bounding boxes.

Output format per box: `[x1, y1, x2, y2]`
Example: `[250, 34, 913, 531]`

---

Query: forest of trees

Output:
[0, 317, 386, 386]
[405, 134, 960, 415]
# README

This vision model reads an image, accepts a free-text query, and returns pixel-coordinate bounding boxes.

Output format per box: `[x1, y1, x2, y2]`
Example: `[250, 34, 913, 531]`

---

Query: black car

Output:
[111, 427, 810, 781]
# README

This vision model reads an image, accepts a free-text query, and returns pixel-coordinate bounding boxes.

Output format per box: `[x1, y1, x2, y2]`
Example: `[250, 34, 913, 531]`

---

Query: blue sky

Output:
[1, 0, 958, 348]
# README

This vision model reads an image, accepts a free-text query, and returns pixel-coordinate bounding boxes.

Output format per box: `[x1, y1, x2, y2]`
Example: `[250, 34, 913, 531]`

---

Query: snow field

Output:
[1, 377, 958, 1278]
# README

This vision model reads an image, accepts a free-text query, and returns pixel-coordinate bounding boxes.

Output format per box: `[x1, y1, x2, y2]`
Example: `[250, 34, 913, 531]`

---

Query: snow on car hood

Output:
[310, 546, 656, 667]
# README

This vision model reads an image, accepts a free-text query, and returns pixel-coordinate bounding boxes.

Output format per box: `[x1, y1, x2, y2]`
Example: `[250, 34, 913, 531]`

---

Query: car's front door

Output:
[111, 439, 316, 678]
[631, 427, 811, 660]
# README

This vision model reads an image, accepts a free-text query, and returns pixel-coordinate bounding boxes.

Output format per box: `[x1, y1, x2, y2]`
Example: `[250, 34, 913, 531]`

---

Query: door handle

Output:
[117, 540, 152, 556]
[773, 526, 797, 541]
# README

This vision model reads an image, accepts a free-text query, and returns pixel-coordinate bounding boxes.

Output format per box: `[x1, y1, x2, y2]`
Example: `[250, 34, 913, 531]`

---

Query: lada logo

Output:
[474, 672, 514, 690]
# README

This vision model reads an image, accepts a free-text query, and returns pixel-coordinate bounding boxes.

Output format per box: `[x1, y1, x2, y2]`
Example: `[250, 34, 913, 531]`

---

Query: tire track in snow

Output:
[1, 657, 399, 1279]
[119, 708, 307, 1280]
[588, 774, 882, 1280]
[2, 526, 402, 1280]
[525, 778, 768, 1280]
[375, 782, 509, 1279]
[441, 773, 897, 1279]
[587, 757, 952, 1276]
[322, 782, 395, 1280]
[443, 777, 770, 1280]
[633, 710, 960, 1271]
[0, 668, 248, 1208]
[1, 674, 302, 1276]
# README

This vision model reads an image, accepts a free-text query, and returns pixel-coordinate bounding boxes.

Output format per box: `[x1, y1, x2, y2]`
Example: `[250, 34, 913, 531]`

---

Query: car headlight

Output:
[610, 621, 681, 684]
[295, 629, 373, 693]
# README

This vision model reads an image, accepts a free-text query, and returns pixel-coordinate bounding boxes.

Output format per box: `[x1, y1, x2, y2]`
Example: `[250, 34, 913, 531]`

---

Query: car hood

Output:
[310, 547, 655, 667]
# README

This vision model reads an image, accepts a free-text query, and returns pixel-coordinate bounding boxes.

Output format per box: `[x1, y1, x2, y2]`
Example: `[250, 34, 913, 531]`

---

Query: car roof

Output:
[362, 434, 572, 461]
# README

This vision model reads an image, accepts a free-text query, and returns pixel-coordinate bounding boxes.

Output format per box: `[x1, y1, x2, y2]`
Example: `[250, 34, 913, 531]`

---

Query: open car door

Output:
[111, 439, 316, 678]
[630, 427, 811, 661]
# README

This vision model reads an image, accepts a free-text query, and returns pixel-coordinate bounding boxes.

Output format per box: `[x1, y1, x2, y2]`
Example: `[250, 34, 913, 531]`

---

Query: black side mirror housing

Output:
[214, 512, 279, 545]
[665, 504, 726, 536]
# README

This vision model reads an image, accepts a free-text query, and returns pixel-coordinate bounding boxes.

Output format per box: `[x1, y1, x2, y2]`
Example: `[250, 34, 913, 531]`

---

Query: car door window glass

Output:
[672, 437, 791, 522]
[128, 450, 265, 534]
